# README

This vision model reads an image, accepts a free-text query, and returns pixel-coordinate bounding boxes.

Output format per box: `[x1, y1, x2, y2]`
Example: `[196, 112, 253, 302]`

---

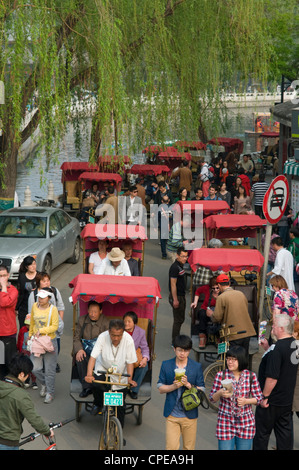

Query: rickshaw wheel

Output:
[98, 416, 123, 450]
[203, 361, 224, 412]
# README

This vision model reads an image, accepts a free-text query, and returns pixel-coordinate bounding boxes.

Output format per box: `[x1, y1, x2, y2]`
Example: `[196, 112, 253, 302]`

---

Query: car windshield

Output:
[0, 216, 47, 238]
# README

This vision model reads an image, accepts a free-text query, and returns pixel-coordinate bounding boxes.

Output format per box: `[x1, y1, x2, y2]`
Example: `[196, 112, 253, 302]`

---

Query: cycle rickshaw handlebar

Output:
[93, 370, 131, 387]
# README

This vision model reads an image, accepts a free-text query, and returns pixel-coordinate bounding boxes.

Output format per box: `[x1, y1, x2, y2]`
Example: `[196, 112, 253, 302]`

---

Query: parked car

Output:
[0, 207, 81, 280]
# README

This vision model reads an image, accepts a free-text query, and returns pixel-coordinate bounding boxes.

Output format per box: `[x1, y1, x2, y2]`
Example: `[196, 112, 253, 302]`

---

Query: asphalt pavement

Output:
[19, 234, 299, 452]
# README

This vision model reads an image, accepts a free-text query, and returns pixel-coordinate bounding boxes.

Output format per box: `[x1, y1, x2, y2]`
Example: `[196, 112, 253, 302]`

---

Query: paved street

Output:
[19, 234, 299, 451]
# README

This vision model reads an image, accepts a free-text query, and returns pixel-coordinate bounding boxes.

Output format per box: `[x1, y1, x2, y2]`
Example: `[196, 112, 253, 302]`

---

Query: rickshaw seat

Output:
[66, 180, 80, 204]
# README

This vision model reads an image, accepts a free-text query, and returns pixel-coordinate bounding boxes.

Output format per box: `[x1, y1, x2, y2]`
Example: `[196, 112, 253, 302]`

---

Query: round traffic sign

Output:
[263, 175, 289, 224]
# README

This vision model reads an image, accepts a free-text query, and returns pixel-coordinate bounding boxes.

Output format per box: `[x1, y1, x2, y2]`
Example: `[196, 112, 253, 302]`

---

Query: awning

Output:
[69, 274, 161, 306]
[188, 248, 264, 273]
[128, 164, 171, 176]
[283, 160, 299, 176]
[203, 214, 266, 239]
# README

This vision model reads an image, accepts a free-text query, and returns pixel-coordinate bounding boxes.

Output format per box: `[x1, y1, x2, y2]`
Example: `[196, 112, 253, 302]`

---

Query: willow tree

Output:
[0, 0, 279, 206]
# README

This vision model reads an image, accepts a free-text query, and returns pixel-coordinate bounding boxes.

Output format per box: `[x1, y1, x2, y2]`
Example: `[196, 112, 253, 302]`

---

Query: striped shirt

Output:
[251, 182, 269, 206]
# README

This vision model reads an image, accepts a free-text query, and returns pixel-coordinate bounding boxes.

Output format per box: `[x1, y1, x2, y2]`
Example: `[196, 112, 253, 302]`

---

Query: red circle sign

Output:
[263, 175, 289, 224]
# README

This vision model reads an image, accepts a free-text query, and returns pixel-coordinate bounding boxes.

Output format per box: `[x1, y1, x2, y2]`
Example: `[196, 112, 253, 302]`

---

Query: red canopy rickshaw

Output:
[80, 223, 147, 275]
[98, 155, 132, 173]
[156, 148, 192, 171]
[127, 164, 171, 177]
[203, 214, 267, 247]
[60, 162, 98, 212]
[69, 273, 161, 424]
[208, 137, 244, 154]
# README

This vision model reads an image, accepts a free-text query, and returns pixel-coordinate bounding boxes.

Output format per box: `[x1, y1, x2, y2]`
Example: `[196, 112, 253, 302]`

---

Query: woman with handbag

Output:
[157, 335, 205, 450]
[29, 289, 59, 404]
[209, 346, 263, 450]
[123, 311, 150, 399]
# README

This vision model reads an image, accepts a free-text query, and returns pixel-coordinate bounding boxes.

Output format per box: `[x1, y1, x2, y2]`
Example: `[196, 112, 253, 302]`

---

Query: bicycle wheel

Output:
[203, 361, 224, 412]
[98, 416, 123, 450]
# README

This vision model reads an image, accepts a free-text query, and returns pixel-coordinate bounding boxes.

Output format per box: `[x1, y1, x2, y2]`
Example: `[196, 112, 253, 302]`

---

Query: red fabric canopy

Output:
[98, 155, 131, 164]
[208, 137, 244, 154]
[175, 141, 207, 150]
[81, 223, 148, 241]
[157, 149, 192, 160]
[142, 145, 165, 155]
[175, 200, 230, 215]
[78, 172, 122, 184]
[203, 214, 266, 239]
[128, 164, 171, 176]
[60, 162, 98, 182]
[69, 274, 161, 307]
[188, 248, 264, 273]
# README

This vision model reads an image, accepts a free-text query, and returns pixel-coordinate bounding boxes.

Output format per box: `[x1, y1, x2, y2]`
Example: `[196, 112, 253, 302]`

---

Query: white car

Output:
[0, 207, 81, 280]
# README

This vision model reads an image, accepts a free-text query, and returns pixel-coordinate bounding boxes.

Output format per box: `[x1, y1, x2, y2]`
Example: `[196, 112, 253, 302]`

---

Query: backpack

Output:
[207, 165, 215, 181]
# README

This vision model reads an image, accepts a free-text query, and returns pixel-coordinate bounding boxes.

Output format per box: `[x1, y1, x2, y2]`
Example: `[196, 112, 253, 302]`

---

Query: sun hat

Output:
[216, 274, 230, 284]
[107, 247, 125, 262]
[36, 289, 51, 299]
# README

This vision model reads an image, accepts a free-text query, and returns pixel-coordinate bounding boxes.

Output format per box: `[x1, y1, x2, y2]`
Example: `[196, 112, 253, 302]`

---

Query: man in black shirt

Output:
[169, 248, 188, 345]
[253, 314, 299, 450]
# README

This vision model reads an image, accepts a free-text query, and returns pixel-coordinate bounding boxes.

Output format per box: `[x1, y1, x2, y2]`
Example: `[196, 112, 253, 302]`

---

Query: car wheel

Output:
[67, 237, 81, 264]
[43, 255, 52, 276]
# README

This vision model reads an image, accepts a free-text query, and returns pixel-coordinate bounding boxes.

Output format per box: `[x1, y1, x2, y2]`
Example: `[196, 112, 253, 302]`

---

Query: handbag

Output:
[181, 386, 209, 411]
[133, 347, 143, 368]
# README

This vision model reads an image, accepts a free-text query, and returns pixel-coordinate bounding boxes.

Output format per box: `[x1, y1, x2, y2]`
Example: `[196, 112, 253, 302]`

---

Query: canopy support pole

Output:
[258, 223, 272, 322]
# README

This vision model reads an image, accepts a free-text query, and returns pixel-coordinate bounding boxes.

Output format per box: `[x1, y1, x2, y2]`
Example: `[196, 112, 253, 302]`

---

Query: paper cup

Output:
[221, 378, 233, 392]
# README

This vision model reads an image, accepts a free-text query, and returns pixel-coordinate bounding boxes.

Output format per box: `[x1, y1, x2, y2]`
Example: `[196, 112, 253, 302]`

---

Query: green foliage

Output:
[0, 0, 292, 194]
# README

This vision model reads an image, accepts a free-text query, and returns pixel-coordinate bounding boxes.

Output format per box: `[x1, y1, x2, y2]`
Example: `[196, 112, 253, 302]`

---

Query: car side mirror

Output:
[50, 229, 58, 237]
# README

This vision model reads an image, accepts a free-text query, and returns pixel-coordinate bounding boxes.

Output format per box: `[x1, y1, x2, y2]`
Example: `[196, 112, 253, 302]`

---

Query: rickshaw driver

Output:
[84, 319, 137, 426]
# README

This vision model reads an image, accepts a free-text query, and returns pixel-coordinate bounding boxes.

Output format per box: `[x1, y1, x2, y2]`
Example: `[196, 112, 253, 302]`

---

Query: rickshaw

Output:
[188, 247, 264, 370]
[69, 274, 161, 427]
[202, 214, 267, 249]
[207, 137, 244, 154]
[156, 148, 192, 172]
[77, 172, 123, 227]
[80, 223, 147, 275]
[60, 162, 98, 213]
[127, 164, 171, 180]
[98, 155, 132, 173]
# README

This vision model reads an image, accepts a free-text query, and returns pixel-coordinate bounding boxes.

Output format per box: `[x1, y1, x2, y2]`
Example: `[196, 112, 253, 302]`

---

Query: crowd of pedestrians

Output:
[1, 147, 299, 451]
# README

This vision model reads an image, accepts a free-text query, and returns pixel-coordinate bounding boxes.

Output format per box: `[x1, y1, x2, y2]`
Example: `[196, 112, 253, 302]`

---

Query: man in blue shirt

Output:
[157, 335, 205, 450]
[204, 184, 222, 201]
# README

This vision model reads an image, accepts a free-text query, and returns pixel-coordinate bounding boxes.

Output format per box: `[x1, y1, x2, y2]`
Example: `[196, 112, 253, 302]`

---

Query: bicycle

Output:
[203, 324, 246, 412]
[34, 196, 57, 207]
[19, 418, 74, 450]
[93, 370, 131, 451]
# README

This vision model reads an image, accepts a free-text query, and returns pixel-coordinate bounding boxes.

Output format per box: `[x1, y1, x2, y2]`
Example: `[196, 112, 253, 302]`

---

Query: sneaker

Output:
[44, 393, 54, 404]
[40, 385, 47, 397]
[32, 382, 38, 390]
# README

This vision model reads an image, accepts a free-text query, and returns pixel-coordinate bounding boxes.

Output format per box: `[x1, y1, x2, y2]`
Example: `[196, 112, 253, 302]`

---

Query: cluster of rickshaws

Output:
[63, 141, 267, 439]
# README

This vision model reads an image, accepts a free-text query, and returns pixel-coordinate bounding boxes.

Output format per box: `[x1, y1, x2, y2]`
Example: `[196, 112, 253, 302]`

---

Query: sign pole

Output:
[258, 222, 272, 322]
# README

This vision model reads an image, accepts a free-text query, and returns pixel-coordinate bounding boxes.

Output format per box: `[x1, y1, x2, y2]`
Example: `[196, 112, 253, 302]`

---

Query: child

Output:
[17, 314, 37, 389]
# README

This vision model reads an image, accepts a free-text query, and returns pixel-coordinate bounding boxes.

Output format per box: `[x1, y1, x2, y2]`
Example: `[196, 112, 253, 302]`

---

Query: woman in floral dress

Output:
[270, 275, 299, 319]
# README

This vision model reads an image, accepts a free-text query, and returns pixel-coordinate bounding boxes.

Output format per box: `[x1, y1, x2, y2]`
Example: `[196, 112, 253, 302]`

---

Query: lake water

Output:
[16, 104, 271, 204]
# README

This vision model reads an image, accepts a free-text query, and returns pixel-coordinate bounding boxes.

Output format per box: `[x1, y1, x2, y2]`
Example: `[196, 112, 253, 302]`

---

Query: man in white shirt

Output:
[267, 236, 295, 291]
[97, 247, 131, 276]
[85, 319, 137, 425]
